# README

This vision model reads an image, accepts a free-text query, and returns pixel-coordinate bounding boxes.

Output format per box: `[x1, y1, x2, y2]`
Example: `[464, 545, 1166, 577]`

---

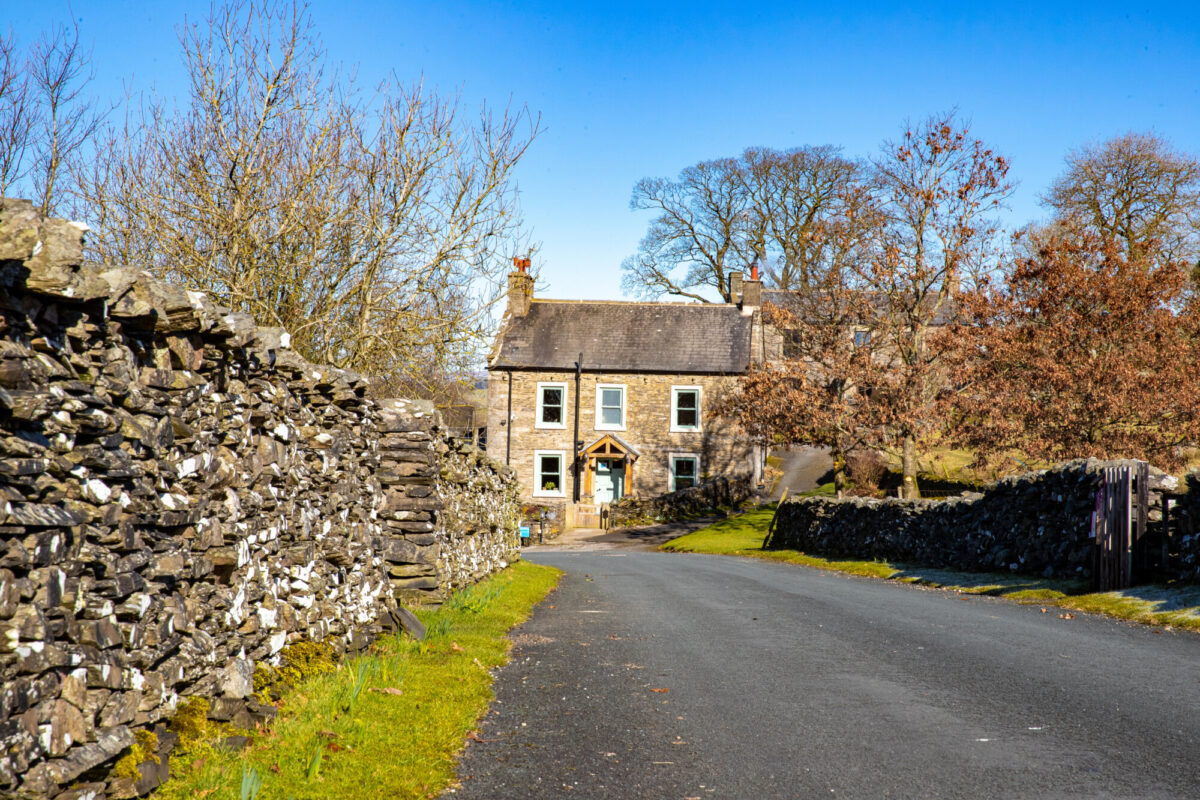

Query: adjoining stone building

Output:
[487, 262, 773, 526]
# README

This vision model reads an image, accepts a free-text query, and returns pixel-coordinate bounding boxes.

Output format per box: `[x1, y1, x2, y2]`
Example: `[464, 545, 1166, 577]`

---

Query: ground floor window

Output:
[670, 454, 699, 492]
[534, 450, 566, 497]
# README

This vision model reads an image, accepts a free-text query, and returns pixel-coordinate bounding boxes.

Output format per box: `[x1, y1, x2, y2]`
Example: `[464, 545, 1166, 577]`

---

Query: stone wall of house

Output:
[486, 369, 754, 514]
[0, 199, 520, 799]
[767, 459, 1198, 581]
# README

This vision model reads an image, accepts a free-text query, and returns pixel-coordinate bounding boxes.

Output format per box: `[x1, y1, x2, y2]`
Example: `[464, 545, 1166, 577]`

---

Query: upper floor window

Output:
[671, 386, 701, 432]
[536, 382, 567, 429]
[853, 330, 871, 347]
[595, 384, 626, 430]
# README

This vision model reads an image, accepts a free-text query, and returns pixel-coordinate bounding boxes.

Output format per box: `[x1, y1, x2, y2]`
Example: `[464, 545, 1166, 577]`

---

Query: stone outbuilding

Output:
[487, 261, 773, 526]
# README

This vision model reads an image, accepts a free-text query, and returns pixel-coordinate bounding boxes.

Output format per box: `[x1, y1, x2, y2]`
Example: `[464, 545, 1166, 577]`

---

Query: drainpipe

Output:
[505, 369, 512, 466]
[573, 354, 582, 502]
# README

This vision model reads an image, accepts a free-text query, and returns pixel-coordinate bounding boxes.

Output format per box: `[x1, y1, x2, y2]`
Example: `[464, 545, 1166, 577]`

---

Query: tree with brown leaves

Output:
[855, 113, 1012, 496]
[939, 226, 1200, 471]
[722, 114, 1013, 498]
[720, 297, 891, 496]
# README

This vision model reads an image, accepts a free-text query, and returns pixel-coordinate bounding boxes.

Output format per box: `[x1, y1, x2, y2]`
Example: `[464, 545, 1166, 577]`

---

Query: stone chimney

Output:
[740, 261, 762, 311]
[728, 271, 743, 305]
[507, 256, 533, 317]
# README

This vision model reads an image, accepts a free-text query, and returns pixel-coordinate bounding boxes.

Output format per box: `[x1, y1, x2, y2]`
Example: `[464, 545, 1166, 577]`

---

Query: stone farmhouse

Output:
[487, 261, 775, 526]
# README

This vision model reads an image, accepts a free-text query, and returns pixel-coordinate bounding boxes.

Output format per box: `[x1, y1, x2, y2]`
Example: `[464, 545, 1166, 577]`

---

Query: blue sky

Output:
[11, 1, 1200, 301]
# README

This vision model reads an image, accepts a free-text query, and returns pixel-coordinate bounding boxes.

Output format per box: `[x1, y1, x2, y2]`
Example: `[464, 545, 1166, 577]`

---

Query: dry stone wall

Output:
[0, 199, 520, 799]
[768, 459, 1196, 580]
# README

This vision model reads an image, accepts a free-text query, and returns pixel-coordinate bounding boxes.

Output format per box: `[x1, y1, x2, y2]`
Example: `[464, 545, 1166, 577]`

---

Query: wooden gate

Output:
[1092, 461, 1149, 591]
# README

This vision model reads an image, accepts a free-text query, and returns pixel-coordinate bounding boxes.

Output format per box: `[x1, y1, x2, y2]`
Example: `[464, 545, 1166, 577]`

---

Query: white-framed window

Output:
[535, 382, 568, 429]
[669, 453, 700, 492]
[853, 329, 871, 347]
[671, 385, 702, 432]
[533, 450, 567, 497]
[595, 384, 626, 430]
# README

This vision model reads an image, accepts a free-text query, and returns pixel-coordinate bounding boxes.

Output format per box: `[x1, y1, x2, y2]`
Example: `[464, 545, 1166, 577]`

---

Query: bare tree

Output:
[742, 145, 864, 290]
[622, 156, 750, 302]
[622, 146, 862, 302]
[0, 22, 105, 215]
[0, 31, 31, 198]
[1043, 132, 1200, 268]
[78, 0, 539, 387]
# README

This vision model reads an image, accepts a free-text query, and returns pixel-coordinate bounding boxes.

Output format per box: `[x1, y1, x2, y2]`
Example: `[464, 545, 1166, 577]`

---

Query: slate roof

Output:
[490, 300, 753, 374]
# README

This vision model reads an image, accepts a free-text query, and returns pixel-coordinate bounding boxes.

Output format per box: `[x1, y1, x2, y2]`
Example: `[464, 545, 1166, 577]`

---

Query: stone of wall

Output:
[0, 199, 519, 799]
[768, 459, 1194, 581]
[486, 369, 754, 509]
[1169, 472, 1200, 581]
[610, 475, 752, 526]
[436, 438, 521, 594]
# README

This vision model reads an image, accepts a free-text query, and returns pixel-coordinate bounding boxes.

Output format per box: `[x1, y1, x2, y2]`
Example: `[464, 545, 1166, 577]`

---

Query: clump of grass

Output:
[241, 766, 262, 800]
[254, 640, 337, 703]
[111, 729, 159, 780]
[152, 561, 561, 800]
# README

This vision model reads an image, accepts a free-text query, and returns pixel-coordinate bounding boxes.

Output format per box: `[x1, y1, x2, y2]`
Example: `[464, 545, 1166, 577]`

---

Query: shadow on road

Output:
[525, 516, 722, 552]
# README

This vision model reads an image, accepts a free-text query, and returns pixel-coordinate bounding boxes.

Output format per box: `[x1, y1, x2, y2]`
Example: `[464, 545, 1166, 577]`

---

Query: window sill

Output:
[534, 422, 568, 430]
[532, 490, 567, 498]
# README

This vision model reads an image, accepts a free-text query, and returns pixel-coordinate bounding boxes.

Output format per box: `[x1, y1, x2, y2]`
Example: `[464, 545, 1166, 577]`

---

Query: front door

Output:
[593, 458, 625, 504]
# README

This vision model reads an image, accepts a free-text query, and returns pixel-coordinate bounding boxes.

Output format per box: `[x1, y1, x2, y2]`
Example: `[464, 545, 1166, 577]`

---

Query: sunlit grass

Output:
[152, 561, 562, 800]
[664, 505, 1200, 632]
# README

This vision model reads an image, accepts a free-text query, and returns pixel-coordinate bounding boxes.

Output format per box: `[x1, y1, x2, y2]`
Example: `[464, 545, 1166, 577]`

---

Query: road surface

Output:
[449, 549, 1200, 799]
[770, 446, 833, 500]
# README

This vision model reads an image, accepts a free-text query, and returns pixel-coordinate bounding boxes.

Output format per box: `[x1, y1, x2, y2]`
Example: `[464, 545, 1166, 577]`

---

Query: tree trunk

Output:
[901, 436, 919, 499]
[833, 449, 847, 499]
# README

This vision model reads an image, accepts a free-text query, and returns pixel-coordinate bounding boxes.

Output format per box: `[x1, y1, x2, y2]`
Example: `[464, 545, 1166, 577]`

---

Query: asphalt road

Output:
[447, 551, 1200, 799]
[769, 446, 833, 501]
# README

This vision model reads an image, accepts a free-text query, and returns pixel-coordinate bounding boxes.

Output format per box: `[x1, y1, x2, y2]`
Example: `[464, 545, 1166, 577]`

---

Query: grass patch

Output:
[664, 505, 1200, 632]
[152, 561, 561, 800]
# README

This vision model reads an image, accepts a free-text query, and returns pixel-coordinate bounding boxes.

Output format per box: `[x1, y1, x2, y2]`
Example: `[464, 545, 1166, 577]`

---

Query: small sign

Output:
[519, 525, 531, 539]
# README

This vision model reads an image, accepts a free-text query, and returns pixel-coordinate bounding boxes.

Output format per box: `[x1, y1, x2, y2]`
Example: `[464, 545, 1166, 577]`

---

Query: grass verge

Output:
[153, 560, 562, 800]
[663, 506, 1200, 632]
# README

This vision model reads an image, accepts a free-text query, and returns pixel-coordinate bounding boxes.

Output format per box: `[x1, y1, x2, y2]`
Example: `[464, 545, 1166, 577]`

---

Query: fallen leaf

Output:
[1058, 613, 1074, 620]
[328, 743, 343, 752]
[319, 730, 337, 739]
[650, 688, 669, 693]
[467, 731, 489, 743]
[451, 641, 465, 653]
[1040, 608, 1048, 613]
[270, 763, 281, 774]
[369, 687, 404, 696]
